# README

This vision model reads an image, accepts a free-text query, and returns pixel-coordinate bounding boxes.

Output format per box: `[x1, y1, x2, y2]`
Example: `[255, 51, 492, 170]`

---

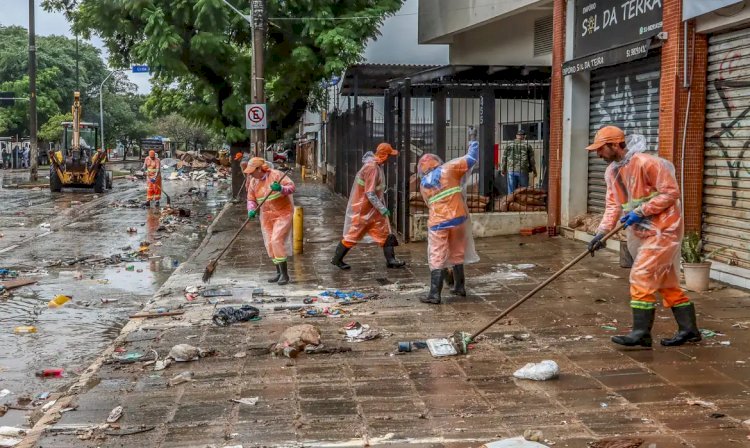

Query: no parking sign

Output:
[245, 104, 267, 130]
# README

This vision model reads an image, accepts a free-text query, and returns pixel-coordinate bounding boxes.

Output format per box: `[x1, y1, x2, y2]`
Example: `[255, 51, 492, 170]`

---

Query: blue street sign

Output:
[132, 65, 150, 73]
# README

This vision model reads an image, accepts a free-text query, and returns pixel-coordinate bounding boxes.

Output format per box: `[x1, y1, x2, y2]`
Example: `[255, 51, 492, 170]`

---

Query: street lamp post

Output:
[99, 70, 122, 157]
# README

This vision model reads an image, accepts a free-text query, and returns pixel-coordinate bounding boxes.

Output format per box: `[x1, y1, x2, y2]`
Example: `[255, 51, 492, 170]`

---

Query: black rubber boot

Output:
[144, 200, 150, 207]
[420, 270, 444, 304]
[331, 242, 351, 270]
[383, 246, 406, 268]
[451, 264, 466, 296]
[268, 264, 281, 283]
[277, 261, 290, 286]
[661, 303, 701, 346]
[612, 308, 655, 347]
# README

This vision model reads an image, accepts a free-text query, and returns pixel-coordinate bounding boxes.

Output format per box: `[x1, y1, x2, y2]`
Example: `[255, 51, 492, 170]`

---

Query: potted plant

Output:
[681, 232, 720, 292]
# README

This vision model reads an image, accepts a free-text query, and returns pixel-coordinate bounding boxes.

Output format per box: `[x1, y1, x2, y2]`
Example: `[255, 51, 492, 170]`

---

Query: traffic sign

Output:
[245, 104, 267, 130]
[132, 65, 150, 73]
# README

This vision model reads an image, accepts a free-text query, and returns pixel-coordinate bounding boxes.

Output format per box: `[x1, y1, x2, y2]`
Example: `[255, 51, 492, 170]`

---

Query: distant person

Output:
[1, 146, 10, 169]
[500, 130, 536, 193]
[142, 150, 162, 207]
[11, 145, 19, 169]
[22, 146, 30, 168]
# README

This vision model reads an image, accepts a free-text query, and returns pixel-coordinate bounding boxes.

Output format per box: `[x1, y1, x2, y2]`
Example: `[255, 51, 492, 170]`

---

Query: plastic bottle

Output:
[48, 295, 72, 308]
[36, 369, 64, 378]
[14, 326, 37, 334]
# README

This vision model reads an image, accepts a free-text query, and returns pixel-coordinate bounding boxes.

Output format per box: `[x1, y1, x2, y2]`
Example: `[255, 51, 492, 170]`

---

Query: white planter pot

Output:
[683, 262, 712, 292]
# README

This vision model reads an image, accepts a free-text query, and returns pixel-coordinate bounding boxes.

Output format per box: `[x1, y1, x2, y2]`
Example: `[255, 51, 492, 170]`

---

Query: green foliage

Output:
[38, 112, 73, 142]
[43, 0, 403, 142]
[151, 113, 217, 150]
[681, 232, 723, 264]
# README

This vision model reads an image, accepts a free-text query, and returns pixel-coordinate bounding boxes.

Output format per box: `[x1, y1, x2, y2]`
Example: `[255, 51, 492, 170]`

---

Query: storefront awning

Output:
[562, 38, 653, 76]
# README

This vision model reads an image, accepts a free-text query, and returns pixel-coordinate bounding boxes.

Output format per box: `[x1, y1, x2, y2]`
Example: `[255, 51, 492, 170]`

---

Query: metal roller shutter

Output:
[704, 29, 750, 269]
[587, 55, 661, 214]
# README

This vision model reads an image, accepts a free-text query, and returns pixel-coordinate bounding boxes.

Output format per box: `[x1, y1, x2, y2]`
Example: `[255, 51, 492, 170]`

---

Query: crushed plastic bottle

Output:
[48, 295, 72, 308]
[14, 326, 37, 334]
[35, 369, 64, 378]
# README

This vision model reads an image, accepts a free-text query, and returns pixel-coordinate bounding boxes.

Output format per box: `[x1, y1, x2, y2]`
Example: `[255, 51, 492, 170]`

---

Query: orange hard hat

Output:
[587, 126, 625, 151]
[243, 157, 269, 174]
[373, 142, 398, 163]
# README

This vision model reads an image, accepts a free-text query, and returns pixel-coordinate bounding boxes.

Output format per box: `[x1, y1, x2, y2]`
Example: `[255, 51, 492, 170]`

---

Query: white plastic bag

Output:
[513, 360, 559, 381]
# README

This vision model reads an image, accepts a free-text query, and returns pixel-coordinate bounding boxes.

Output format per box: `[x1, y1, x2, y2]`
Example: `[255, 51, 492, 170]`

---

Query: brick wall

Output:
[658, 0, 708, 233]
[547, 0, 566, 231]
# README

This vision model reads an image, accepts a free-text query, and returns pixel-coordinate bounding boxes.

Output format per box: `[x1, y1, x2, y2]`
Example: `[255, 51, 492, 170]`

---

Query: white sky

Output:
[0, 0, 448, 94]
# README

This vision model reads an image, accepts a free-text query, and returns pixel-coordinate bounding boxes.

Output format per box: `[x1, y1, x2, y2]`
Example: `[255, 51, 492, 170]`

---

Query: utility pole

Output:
[29, 0, 38, 181]
[251, 0, 266, 157]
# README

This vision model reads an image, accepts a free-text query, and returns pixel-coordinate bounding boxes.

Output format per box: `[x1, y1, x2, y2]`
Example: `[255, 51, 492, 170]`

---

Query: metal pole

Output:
[99, 70, 119, 155]
[29, 0, 38, 181]
[251, 0, 266, 157]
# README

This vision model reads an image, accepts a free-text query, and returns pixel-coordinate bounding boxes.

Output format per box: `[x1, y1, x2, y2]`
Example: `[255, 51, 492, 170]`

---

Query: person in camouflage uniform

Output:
[500, 129, 536, 193]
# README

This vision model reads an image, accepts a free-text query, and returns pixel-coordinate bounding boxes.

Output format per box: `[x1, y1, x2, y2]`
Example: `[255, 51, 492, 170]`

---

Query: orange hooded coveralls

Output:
[341, 143, 398, 248]
[143, 151, 162, 201]
[598, 150, 690, 311]
[418, 141, 480, 271]
[246, 165, 296, 264]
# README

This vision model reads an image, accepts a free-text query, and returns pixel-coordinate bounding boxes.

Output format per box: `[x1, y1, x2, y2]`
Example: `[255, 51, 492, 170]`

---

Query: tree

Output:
[152, 113, 217, 152]
[43, 0, 403, 142]
[38, 112, 73, 144]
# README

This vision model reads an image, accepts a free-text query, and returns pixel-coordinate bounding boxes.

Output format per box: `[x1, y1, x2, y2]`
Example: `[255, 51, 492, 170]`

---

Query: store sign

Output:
[563, 38, 652, 75]
[573, 0, 663, 59]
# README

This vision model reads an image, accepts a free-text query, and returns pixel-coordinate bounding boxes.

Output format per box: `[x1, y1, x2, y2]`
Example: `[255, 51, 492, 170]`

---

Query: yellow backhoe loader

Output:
[49, 92, 112, 192]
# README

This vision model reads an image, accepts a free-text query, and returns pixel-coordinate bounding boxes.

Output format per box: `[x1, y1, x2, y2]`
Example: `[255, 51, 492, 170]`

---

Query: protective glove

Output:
[150, 178, 156, 184]
[620, 210, 644, 228]
[587, 232, 606, 256]
[247, 209, 257, 220]
[381, 208, 392, 218]
[270, 182, 282, 192]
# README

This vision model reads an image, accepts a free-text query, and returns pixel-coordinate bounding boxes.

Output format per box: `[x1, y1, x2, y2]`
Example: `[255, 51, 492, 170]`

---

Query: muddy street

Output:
[0, 167, 227, 428]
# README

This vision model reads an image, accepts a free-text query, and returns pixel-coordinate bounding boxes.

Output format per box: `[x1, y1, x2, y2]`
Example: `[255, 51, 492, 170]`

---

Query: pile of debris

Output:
[495, 187, 547, 212]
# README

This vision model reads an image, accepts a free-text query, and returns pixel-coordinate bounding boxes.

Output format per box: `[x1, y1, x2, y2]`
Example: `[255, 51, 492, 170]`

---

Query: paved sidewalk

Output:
[28, 173, 750, 447]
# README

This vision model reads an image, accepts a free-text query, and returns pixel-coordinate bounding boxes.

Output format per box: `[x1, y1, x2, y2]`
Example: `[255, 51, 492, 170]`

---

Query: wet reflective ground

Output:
[0, 168, 226, 427]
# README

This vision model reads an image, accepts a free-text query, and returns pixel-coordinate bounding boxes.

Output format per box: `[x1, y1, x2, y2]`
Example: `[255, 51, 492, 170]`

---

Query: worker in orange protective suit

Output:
[331, 143, 406, 270]
[417, 139, 480, 304]
[587, 126, 701, 348]
[245, 157, 296, 285]
[142, 150, 161, 207]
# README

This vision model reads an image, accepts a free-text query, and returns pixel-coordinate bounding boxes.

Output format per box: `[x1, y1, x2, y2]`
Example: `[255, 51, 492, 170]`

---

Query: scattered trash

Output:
[687, 399, 716, 409]
[14, 326, 37, 334]
[48, 294, 72, 308]
[513, 360, 560, 381]
[523, 429, 544, 442]
[709, 412, 726, 419]
[126, 227, 137, 233]
[426, 338, 458, 357]
[212, 305, 260, 327]
[587, 438, 644, 448]
[168, 344, 210, 362]
[398, 341, 412, 352]
[700, 329, 719, 338]
[39, 222, 50, 229]
[230, 397, 258, 406]
[0, 390, 9, 399]
[106, 406, 123, 423]
[153, 359, 171, 371]
[233, 352, 247, 358]
[0, 269, 18, 279]
[719, 341, 731, 346]
[40, 400, 57, 412]
[112, 351, 154, 364]
[513, 333, 531, 341]
[600, 325, 617, 331]
[168, 371, 194, 386]
[0, 426, 27, 448]
[343, 322, 380, 342]
[202, 288, 232, 297]
[125, 265, 135, 271]
[481, 437, 549, 448]
[271, 324, 321, 358]
[100, 298, 119, 304]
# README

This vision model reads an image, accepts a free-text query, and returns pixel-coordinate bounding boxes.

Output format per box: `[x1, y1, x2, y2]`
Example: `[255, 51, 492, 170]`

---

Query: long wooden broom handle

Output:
[211, 171, 290, 264]
[469, 222, 626, 341]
